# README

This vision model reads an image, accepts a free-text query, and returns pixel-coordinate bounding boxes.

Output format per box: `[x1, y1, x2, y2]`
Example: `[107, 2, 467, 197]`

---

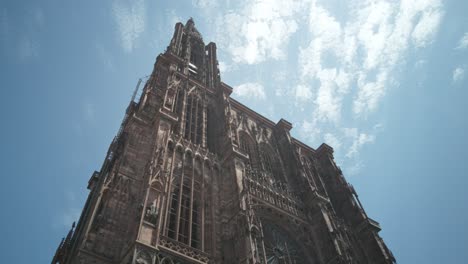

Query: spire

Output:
[185, 17, 202, 40]
[186, 17, 195, 27]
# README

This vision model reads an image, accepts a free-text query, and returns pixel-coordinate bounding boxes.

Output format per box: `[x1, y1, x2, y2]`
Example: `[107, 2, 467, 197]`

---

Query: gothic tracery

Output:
[52, 18, 395, 264]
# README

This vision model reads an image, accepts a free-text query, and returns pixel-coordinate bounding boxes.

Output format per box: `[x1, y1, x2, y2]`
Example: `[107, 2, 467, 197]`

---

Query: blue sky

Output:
[0, 0, 467, 263]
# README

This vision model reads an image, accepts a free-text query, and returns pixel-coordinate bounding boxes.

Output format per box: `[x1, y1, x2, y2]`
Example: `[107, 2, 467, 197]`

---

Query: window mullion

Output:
[175, 155, 185, 239]
[201, 163, 205, 251]
[189, 96, 194, 142]
[163, 145, 176, 236]
[193, 98, 198, 143]
[188, 160, 195, 245]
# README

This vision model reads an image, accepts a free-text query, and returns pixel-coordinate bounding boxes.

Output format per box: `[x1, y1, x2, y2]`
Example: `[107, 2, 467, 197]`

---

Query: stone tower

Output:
[52, 19, 395, 264]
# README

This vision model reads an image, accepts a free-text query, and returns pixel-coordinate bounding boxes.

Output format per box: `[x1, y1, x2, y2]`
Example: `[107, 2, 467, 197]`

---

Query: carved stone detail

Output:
[53, 18, 395, 264]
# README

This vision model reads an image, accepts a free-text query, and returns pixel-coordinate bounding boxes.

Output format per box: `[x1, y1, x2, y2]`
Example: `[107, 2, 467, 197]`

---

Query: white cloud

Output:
[112, 0, 146, 53]
[298, 0, 444, 119]
[324, 133, 341, 151]
[313, 68, 351, 123]
[218, 61, 238, 73]
[233, 82, 266, 100]
[343, 124, 383, 158]
[411, 7, 443, 47]
[347, 161, 364, 176]
[191, 0, 442, 122]
[346, 132, 375, 158]
[455, 32, 468, 50]
[218, 61, 228, 73]
[314, 78, 341, 123]
[452, 67, 465, 83]
[415, 59, 427, 68]
[343, 127, 358, 138]
[298, 120, 321, 145]
[192, 0, 218, 9]
[273, 70, 287, 82]
[168, 9, 182, 27]
[295, 84, 313, 102]
[194, 0, 443, 173]
[299, 2, 342, 79]
[214, 0, 307, 64]
[353, 70, 388, 116]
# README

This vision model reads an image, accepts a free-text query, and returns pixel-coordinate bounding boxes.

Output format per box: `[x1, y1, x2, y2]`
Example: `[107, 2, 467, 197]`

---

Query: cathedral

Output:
[52, 19, 395, 264]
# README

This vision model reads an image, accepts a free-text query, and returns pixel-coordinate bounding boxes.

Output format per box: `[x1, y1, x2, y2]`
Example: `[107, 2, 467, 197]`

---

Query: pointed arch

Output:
[259, 143, 284, 182]
[184, 89, 204, 145]
[239, 131, 259, 169]
[202, 160, 214, 253]
[173, 88, 185, 134]
[167, 146, 184, 239]
[301, 155, 327, 196]
[165, 148, 205, 250]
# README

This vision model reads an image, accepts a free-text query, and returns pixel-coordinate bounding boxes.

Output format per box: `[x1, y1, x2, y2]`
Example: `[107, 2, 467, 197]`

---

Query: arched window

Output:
[166, 151, 206, 250]
[206, 105, 216, 152]
[167, 148, 183, 239]
[259, 143, 283, 182]
[191, 157, 203, 248]
[189, 38, 204, 81]
[239, 132, 259, 169]
[203, 161, 214, 253]
[260, 147, 274, 174]
[302, 156, 327, 196]
[177, 152, 193, 244]
[184, 93, 204, 145]
[173, 90, 185, 135]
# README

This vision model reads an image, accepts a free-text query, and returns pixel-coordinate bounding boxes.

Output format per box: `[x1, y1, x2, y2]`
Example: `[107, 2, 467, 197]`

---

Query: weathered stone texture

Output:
[52, 19, 395, 264]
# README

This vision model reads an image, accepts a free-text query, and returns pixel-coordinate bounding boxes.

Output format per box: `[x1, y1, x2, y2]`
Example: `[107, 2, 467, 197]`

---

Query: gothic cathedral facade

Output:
[52, 19, 395, 264]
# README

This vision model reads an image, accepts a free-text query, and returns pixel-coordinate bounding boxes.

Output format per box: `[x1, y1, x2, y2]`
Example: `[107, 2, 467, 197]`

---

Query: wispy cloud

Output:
[295, 84, 313, 102]
[297, 123, 381, 173]
[192, 0, 218, 9]
[213, 0, 306, 64]
[452, 67, 465, 83]
[293, 0, 443, 173]
[353, 71, 387, 116]
[298, 120, 321, 145]
[299, 0, 444, 119]
[233, 82, 266, 100]
[345, 131, 375, 158]
[455, 32, 468, 50]
[218, 61, 238, 74]
[112, 0, 146, 53]
[411, 5, 443, 48]
[167, 9, 182, 26]
[347, 161, 364, 176]
[196, 0, 443, 174]
[324, 133, 342, 151]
